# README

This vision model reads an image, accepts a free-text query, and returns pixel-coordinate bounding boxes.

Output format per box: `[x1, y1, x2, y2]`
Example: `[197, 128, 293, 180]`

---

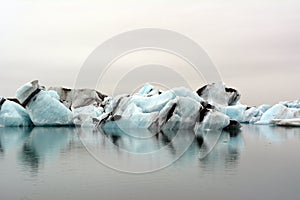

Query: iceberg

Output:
[1, 80, 299, 131]
[194, 110, 230, 131]
[279, 100, 300, 109]
[138, 83, 154, 95]
[73, 105, 104, 127]
[224, 104, 271, 123]
[224, 104, 247, 122]
[256, 104, 300, 125]
[48, 86, 106, 109]
[138, 83, 163, 96]
[0, 97, 33, 127]
[98, 86, 230, 132]
[272, 118, 300, 127]
[15, 81, 74, 126]
[196, 83, 300, 126]
[196, 82, 240, 106]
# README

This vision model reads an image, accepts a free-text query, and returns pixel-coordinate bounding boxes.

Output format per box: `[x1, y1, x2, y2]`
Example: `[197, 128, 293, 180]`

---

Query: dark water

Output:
[0, 125, 300, 200]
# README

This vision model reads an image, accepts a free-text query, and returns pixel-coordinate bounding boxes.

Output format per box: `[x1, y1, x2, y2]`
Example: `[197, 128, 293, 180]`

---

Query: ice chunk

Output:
[196, 82, 240, 106]
[224, 105, 247, 122]
[138, 83, 163, 96]
[138, 83, 154, 95]
[246, 104, 271, 123]
[73, 105, 104, 127]
[101, 87, 205, 131]
[131, 87, 202, 113]
[47, 90, 60, 100]
[224, 104, 271, 124]
[16, 81, 74, 126]
[258, 104, 272, 113]
[48, 87, 106, 109]
[279, 100, 300, 109]
[256, 104, 300, 124]
[15, 80, 41, 106]
[100, 86, 233, 132]
[194, 110, 230, 131]
[242, 107, 259, 122]
[121, 102, 158, 129]
[0, 98, 33, 127]
[272, 118, 300, 127]
[158, 97, 201, 131]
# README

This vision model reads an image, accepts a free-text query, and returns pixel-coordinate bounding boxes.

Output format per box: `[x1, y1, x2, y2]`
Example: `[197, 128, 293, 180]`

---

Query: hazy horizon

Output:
[1, 0, 300, 105]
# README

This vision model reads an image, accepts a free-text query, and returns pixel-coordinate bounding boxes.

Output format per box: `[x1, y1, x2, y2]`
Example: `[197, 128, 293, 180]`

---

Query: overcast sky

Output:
[0, 0, 299, 105]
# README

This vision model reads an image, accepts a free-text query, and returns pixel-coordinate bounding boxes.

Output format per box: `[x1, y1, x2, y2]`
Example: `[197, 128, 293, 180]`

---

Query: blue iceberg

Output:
[99, 86, 230, 132]
[15, 80, 74, 126]
[256, 104, 300, 125]
[0, 97, 33, 127]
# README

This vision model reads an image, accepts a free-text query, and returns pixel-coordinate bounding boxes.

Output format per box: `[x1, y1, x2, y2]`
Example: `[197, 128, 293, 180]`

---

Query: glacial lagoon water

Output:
[0, 125, 300, 200]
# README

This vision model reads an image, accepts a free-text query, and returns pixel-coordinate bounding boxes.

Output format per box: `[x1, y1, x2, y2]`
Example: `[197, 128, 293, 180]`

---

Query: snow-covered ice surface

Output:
[1, 80, 299, 129]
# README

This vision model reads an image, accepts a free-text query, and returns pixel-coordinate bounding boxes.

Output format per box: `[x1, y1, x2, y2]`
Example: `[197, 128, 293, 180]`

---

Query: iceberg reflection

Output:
[244, 125, 300, 143]
[4, 124, 296, 174]
[197, 130, 245, 173]
[16, 127, 75, 175]
[0, 127, 32, 156]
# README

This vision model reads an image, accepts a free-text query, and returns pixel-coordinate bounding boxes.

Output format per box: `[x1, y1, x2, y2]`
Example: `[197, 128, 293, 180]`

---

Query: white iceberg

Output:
[196, 82, 240, 106]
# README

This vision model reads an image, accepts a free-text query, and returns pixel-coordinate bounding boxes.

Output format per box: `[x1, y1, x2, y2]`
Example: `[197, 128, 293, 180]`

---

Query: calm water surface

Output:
[0, 125, 300, 200]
